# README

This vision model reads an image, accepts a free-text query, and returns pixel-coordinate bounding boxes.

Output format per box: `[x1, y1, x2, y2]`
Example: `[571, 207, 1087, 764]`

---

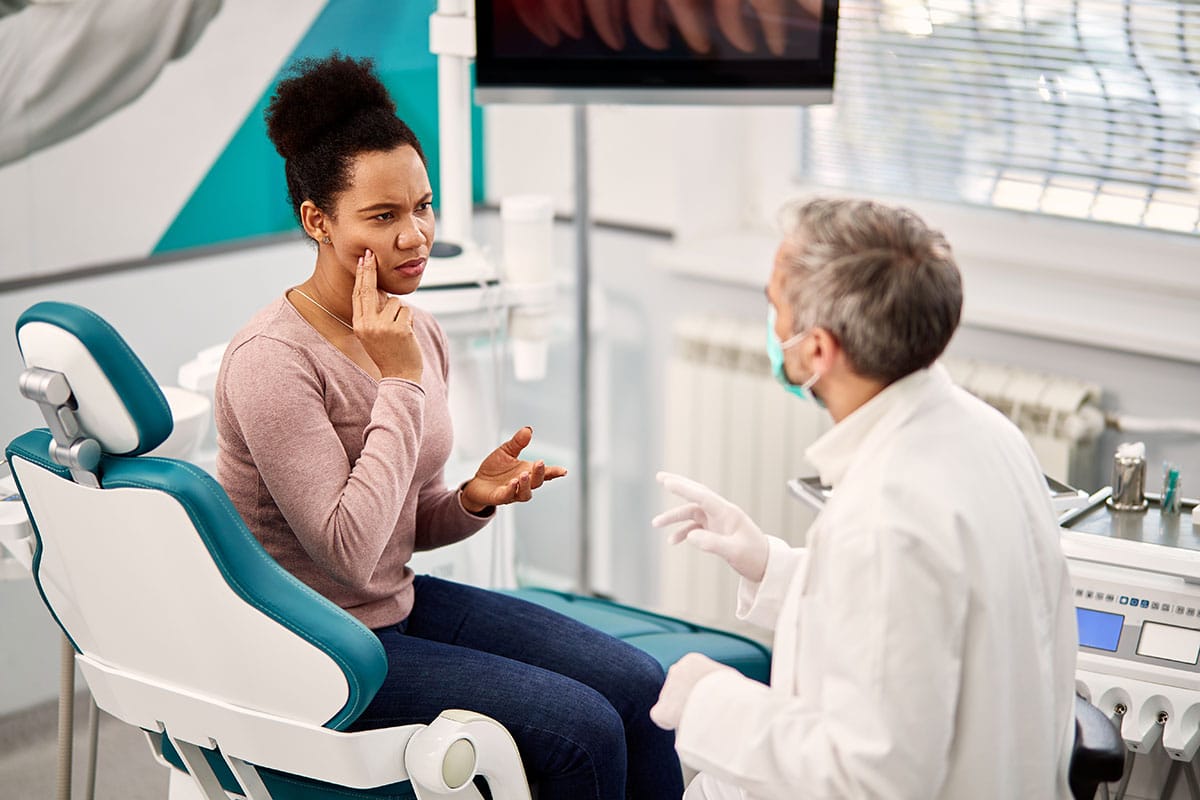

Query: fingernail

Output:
[365, 248, 372, 259]
[357, 256, 363, 267]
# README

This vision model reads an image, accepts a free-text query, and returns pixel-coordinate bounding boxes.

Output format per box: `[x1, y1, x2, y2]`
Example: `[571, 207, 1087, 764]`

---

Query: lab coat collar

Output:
[805, 364, 953, 487]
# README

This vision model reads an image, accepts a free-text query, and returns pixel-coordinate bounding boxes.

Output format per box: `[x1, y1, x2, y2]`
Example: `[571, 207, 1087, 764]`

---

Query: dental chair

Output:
[1070, 694, 1126, 800]
[5, 300, 530, 800]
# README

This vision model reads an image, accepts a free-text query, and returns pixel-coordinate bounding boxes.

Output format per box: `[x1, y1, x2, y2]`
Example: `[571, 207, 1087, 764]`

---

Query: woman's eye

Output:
[374, 211, 394, 221]
[417, 202, 433, 212]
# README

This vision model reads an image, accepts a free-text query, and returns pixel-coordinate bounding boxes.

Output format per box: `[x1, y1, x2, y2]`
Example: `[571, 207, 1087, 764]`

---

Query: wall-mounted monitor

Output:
[474, 0, 838, 105]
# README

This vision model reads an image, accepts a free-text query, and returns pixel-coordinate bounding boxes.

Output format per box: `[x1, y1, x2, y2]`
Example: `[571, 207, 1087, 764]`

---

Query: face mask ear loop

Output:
[780, 330, 808, 350]
[800, 372, 820, 391]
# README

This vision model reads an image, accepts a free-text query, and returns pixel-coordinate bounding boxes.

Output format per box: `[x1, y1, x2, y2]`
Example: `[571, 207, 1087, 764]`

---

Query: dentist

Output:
[651, 197, 1078, 799]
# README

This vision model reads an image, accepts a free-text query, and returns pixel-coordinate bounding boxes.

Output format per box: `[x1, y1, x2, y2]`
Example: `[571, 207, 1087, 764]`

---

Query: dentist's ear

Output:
[804, 327, 839, 375]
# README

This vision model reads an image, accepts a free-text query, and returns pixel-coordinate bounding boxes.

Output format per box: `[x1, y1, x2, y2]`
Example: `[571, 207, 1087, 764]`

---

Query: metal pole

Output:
[57, 634, 74, 800]
[84, 695, 100, 800]
[434, 0, 473, 247]
[573, 105, 591, 596]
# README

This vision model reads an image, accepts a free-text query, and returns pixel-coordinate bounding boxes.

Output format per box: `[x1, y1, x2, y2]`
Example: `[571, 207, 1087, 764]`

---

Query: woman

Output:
[213, 53, 683, 799]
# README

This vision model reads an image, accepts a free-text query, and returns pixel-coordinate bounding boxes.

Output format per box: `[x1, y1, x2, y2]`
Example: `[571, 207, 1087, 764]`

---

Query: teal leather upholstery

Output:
[506, 588, 772, 685]
[16, 301, 173, 456]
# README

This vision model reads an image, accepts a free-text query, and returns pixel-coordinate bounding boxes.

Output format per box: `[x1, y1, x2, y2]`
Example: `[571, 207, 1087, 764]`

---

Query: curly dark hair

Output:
[265, 53, 426, 222]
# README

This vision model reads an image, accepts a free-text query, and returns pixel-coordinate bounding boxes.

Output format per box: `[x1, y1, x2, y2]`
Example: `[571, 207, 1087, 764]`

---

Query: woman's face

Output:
[327, 144, 434, 296]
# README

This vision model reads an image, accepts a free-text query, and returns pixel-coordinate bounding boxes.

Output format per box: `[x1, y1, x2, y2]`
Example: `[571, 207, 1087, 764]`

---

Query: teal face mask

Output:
[767, 306, 822, 403]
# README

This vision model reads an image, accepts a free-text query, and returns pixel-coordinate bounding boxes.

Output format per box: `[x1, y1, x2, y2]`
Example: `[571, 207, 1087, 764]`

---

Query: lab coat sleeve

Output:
[735, 535, 806, 631]
[675, 523, 967, 800]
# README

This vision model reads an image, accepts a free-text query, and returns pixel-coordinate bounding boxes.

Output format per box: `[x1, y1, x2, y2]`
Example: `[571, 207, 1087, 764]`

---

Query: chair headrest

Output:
[16, 302, 173, 456]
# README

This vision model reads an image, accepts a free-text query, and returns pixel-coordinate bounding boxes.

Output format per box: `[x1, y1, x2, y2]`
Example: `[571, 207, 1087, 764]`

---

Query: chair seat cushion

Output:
[504, 587, 772, 684]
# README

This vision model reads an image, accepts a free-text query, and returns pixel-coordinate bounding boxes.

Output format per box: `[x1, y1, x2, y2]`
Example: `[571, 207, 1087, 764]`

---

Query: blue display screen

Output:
[1077, 608, 1124, 652]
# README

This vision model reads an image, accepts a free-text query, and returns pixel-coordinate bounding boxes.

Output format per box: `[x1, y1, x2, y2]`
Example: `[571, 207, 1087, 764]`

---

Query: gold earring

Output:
[321, 236, 331, 245]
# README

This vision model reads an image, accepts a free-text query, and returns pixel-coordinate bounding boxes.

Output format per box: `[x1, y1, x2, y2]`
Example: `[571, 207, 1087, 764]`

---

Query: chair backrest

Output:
[6, 302, 386, 731]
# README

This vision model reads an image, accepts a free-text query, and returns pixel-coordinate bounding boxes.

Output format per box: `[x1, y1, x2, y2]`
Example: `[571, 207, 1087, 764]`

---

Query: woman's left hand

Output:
[461, 427, 568, 512]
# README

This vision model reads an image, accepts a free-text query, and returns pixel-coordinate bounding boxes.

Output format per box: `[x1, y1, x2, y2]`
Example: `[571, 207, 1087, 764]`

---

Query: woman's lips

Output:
[395, 257, 425, 278]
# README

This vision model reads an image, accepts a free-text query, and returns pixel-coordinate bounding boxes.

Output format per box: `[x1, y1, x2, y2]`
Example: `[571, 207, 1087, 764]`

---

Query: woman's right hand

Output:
[352, 248, 424, 382]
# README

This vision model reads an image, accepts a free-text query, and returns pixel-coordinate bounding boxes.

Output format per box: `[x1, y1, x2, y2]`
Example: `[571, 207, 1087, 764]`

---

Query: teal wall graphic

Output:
[155, 0, 484, 254]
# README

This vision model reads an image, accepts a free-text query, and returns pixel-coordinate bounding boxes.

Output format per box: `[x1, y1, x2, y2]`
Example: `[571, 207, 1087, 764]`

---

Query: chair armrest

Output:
[79, 654, 530, 798]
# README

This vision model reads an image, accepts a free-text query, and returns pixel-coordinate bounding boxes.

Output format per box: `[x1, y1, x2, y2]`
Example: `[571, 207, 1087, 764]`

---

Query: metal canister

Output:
[1110, 449, 1148, 512]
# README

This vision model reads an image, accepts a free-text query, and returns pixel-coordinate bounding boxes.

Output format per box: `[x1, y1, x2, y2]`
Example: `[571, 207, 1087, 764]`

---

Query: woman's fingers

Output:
[352, 254, 371, 325]
[510, 471, 533, 502]
[499, 426, 534, 459]
[354, 248, 405, 325]
[530, 460, 547, 488]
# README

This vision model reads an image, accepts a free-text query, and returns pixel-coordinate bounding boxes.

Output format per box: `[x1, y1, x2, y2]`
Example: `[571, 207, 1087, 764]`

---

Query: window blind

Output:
[801, 0, 1200, 235]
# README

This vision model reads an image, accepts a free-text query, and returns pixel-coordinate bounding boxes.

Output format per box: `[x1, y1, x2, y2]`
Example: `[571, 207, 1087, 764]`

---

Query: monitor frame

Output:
[473, 0, 839, 106]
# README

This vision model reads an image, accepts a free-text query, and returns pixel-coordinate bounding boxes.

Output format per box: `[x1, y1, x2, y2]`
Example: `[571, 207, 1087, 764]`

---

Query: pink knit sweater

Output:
[214, 296, 491, 628]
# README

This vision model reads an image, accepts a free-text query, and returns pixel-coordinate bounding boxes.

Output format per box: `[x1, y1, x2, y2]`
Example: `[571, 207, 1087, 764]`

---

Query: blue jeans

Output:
[350, 576, 684, 800]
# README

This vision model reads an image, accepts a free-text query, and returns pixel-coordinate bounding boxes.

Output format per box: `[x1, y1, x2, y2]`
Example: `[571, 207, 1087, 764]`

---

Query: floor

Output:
[0, 693, 167, 799]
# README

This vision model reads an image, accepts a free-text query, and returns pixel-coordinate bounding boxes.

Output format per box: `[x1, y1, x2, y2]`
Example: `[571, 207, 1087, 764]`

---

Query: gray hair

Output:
[777, 197, 963, 385]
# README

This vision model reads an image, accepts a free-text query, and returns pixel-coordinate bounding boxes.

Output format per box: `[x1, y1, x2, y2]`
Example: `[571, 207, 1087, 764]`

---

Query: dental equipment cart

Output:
[1063, 489, 1200, 799]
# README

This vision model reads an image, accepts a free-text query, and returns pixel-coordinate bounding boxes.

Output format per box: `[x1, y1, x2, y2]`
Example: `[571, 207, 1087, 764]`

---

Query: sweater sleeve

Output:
[221, 335, 426, 590]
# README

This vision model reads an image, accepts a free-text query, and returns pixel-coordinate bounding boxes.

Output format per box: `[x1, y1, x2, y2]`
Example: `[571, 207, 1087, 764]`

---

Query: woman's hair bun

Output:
[265, 53, 396, 161]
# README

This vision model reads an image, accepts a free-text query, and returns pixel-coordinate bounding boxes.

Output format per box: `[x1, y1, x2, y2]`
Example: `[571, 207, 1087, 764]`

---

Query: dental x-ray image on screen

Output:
[475, 0, 838, 105]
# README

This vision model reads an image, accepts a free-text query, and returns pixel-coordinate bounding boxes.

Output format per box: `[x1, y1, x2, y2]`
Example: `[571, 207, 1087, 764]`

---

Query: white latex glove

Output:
[652, 471, 770, 583]
[650, 652, 728, 731]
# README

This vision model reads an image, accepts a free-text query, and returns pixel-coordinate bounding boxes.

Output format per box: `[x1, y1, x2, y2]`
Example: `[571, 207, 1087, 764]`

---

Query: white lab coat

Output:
[677, 365, 1078, 800]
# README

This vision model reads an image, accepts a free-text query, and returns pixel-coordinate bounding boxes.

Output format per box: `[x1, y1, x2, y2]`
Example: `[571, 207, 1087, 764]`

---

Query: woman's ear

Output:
[299, 200, 329, 244]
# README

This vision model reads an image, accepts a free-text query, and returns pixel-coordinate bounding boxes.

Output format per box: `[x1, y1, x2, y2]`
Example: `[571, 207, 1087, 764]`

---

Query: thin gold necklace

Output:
[292, 287, 354, 332]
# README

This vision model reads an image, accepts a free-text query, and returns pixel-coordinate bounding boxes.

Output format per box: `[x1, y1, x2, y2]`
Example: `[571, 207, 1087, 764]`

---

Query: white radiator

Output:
[658, 314, 1104, 632]
[658, 316, 829, 630]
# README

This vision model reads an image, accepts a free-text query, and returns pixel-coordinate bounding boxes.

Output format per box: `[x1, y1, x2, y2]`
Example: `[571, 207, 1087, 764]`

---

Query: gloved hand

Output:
[652, 471, 770, 583]
[650, 652, 729, 731]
